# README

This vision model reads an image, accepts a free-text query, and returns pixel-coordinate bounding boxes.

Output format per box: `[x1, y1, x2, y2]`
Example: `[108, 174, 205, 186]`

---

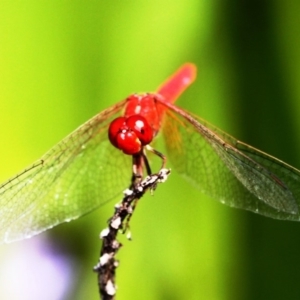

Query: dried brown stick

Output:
[93, 168, 171, 300]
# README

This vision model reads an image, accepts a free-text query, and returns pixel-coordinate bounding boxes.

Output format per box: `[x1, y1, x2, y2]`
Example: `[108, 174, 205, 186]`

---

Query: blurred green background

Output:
[1, 1, 300, 299]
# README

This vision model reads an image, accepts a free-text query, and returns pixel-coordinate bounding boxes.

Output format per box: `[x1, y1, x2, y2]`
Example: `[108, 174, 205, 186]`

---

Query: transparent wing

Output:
[0, 100, 132, 243]
[161, 101, 300, 220]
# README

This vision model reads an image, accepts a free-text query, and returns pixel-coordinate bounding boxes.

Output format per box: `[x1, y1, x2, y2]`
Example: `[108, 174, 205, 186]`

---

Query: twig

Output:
[93, 168, 171, 300]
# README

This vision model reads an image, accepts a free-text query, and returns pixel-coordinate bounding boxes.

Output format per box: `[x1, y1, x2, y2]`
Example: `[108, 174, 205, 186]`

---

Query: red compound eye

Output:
[108, 115, 153, 155]
[114, 130, 141, 155]
[126, 115, 153, 146]
[108, 117, 127, 148]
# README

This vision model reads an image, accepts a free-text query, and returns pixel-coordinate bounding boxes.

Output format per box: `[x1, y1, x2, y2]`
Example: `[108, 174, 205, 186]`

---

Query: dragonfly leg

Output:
[131, 148, 154, 185]
[145, 145, 167, 169]
[142, 151, 152, 176]
[130, 154, 143, 188]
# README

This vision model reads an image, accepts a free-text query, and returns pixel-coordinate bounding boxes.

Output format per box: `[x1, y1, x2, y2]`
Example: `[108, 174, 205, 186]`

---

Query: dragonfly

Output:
[1, 63, 300, 245]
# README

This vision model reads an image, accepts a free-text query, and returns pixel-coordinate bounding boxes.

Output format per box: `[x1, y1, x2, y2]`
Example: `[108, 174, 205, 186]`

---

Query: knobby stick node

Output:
[94, 168, 170, 300]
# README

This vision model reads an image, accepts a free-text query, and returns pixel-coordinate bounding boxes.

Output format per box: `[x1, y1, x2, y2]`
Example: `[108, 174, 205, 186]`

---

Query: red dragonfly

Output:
[1, 63, 300, 244]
